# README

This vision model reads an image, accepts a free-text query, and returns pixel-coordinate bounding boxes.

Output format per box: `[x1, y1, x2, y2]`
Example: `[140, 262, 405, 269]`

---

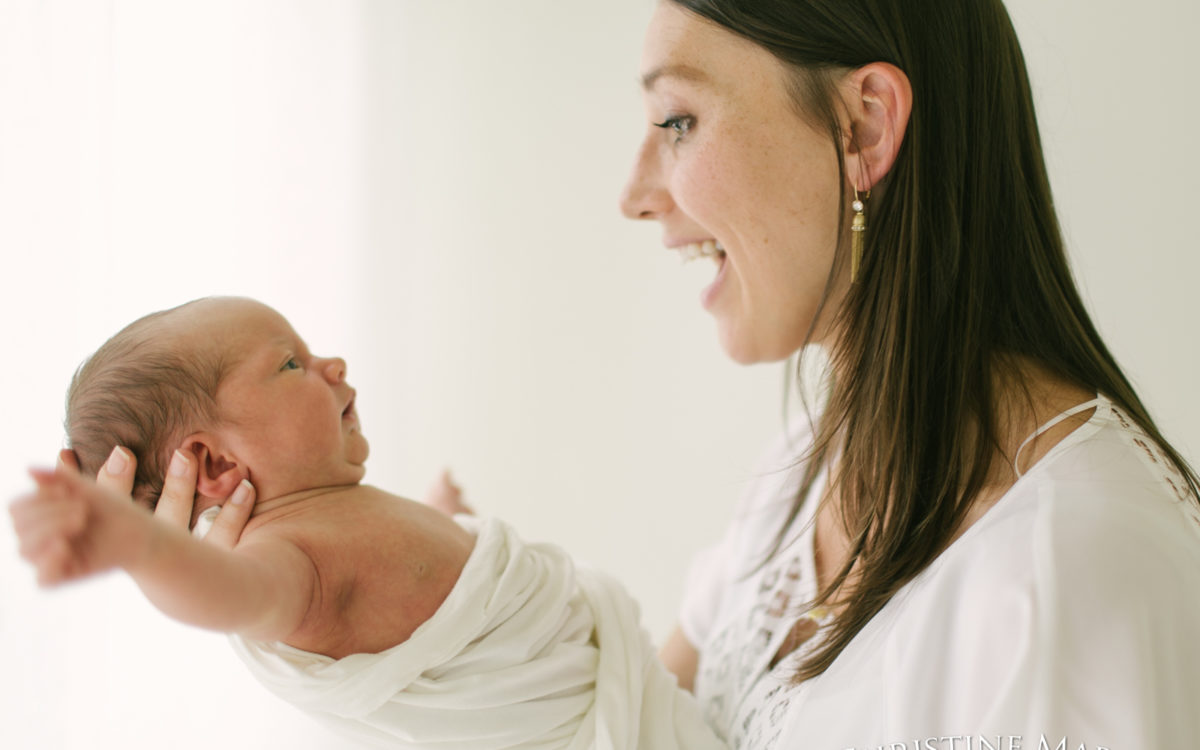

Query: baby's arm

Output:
[12, 467, 315, 643]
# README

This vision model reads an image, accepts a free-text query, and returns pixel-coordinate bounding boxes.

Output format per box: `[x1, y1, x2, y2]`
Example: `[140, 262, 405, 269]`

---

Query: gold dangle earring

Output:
[850, 187, 869, 283]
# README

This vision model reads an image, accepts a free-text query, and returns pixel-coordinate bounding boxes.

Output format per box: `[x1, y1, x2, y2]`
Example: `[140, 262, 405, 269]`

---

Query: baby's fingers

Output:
[424, 469, 474, 516]
[12, 497, 85, 543]
[27, 467, 88, 505]
[202, 480, 256, 549]
[154, 449, 199, 529]
[10, 495, 85, 574]
[31, 536, 75, 586]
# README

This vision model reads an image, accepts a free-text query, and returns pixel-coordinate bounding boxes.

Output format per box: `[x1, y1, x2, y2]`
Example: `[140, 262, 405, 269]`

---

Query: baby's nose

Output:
[322, 357, 347, 384]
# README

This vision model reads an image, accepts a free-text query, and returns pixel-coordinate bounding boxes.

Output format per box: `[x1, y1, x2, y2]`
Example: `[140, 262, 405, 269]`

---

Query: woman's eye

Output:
[653, 115, 694, 142]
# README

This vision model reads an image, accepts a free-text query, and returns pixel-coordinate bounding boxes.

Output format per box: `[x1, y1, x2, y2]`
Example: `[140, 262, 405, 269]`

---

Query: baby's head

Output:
[67, 297, 368, 512]
[67, 299, 228, 507]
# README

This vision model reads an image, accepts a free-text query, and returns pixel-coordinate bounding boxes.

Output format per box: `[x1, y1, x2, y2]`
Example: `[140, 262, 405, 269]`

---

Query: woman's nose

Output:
[320, 357, 347, 384]
[619, 137, 672, 221]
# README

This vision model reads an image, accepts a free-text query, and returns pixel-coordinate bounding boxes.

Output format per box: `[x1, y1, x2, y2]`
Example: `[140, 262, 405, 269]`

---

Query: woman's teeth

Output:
[679, 240, 726, 264]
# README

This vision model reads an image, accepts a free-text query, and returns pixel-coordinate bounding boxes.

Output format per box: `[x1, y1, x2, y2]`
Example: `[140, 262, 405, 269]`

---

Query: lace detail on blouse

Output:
[1108, 402, 1200, 533]
[693, 506, 827, 750]
[690, 396, 1200, 749]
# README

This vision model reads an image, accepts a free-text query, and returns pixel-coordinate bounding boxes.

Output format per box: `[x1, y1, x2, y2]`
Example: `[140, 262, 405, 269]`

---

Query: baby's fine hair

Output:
[66, 300, 229, 507]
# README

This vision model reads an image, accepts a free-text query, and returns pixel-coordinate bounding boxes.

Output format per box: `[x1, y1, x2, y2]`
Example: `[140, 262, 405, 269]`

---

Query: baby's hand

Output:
[423, 469, 474, 516]
[10, 466, 153, 586]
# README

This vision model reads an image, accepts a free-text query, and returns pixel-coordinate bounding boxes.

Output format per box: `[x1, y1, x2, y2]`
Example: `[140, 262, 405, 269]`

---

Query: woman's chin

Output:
[717, 324, 796, 365]
[719, 329, 769, 365]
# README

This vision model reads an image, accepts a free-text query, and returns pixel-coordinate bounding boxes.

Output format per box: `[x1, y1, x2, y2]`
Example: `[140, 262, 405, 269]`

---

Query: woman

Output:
[65, 0, 1200, 747]
[619, 0, 1200, 748]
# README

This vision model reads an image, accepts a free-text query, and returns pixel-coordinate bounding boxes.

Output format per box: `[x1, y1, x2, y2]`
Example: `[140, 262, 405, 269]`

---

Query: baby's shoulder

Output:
[258, 485, 474, 657]
[236, 486, 418, 583]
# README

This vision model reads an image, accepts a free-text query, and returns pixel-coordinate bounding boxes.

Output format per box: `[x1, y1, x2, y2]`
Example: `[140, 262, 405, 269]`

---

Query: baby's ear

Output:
[179, 433, 246, 500]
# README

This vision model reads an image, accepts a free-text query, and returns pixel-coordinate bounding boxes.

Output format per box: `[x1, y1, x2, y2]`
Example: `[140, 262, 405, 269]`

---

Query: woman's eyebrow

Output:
[641, 63, 709, 91]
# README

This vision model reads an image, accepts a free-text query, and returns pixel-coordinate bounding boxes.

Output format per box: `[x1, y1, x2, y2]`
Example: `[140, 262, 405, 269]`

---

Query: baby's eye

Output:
[282, 358, 301, 371]
[653, 115, 695, 143]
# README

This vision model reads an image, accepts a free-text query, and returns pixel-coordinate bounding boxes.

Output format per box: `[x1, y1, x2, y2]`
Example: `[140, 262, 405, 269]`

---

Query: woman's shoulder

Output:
[779, 397, 1200, 745]
[1018, 396, 1200, 534]
[935, 396, 1200, 598]
[798, 419, 1200, 750]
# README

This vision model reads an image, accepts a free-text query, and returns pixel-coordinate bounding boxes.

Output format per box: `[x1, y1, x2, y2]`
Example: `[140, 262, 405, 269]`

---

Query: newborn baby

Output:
[12, 296, 723, 750]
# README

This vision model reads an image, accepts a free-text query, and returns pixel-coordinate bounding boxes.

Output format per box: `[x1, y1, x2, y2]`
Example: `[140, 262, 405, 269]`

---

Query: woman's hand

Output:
[57, 446, 255, 548]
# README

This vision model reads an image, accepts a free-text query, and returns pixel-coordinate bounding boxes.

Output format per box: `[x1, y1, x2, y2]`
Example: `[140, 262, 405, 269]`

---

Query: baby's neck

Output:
[191, 482, 365, 531]
[248, 483, 364, 520]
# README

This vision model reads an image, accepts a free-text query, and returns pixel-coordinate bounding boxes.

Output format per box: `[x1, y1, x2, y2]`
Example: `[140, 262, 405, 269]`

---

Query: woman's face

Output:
[620, 2, 848, 364]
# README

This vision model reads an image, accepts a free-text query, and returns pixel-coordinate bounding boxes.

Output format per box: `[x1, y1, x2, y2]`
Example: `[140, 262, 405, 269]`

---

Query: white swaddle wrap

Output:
[194, 510, 724, 750]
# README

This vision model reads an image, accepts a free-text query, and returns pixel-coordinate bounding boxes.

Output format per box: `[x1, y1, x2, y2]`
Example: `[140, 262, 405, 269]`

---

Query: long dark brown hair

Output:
[668, 0, 1200, 681]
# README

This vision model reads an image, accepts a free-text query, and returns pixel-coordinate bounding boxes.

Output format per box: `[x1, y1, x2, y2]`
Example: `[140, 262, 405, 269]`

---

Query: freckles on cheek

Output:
[674, 142, 730, 222]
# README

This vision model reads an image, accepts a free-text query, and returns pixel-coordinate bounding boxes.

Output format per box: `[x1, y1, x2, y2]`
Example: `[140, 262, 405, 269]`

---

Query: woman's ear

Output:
[179, 432, 247, 500]
[841, 62, 913, 190]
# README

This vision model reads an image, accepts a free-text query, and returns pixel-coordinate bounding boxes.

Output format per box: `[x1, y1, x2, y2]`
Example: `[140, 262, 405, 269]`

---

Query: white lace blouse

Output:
[680, 395, 1200, 750]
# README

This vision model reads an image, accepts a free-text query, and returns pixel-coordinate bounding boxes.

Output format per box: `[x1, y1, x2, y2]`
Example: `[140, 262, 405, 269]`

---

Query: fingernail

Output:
[169, 450, 190, 477]
[230, 479, 253, 506]
[105, 446, 129, 475]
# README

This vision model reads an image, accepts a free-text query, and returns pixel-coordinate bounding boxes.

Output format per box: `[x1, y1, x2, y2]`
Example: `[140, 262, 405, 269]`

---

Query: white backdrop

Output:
[1, 1, 1195, 749]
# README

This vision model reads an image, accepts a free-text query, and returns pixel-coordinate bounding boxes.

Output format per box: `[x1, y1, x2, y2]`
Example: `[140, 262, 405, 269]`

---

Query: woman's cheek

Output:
[689, 141, 728, 200]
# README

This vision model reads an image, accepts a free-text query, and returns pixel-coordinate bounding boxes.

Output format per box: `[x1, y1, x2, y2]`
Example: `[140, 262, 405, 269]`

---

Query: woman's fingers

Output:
[153, 449, 198, 529]
[154, 447, 254, 546]
[201, 480, 256, 549]
[56, 449, 79, 473]
[95, 446, 137, 497]
[44, 445, 251, 548]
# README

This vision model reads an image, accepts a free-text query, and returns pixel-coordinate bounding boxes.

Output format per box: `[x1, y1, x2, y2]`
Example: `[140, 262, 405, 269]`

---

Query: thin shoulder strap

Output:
[1013, 396, 1103, 478]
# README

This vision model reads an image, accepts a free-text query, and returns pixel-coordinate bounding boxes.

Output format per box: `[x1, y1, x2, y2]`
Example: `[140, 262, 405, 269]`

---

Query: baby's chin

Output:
[294, 465, 368, 492]
[349, 433, 370, 466]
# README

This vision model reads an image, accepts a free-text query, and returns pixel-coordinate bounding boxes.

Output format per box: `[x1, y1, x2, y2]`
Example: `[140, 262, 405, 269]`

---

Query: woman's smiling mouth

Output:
[677, 239, 726, 264]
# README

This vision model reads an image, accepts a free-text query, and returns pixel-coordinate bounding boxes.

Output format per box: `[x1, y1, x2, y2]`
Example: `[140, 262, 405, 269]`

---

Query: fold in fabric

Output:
[217, 515, 725, 750]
